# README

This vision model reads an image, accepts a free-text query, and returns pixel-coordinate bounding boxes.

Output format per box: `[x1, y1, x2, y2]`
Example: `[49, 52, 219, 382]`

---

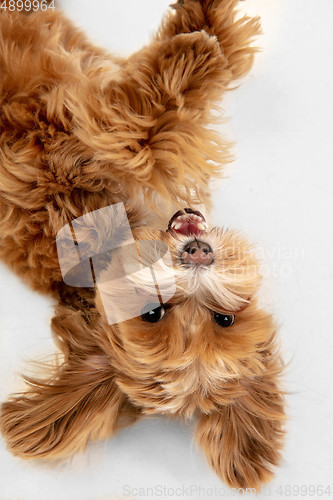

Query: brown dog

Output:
[0, 0, 285, 489]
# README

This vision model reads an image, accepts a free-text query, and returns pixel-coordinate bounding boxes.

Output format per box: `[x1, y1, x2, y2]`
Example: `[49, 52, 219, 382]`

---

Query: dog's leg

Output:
[119, 0, 260, 208]
[156, 0, 260, 85]
[195, 376, 285, 489]
[130, 0, 260, 100]
[0, 9, 132, 294]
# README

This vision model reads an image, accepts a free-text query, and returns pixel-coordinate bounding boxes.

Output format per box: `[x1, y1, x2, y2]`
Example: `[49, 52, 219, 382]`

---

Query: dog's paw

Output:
[167, 31, 222, 61]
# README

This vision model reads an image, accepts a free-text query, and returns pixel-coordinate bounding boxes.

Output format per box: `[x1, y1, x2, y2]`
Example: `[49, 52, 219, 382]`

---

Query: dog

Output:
[0, 0, 285, 490]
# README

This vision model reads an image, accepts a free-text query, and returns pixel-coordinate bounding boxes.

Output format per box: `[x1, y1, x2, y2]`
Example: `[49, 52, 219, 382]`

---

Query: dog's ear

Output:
[0, 301, 143, 461]
[196, 370, 285, 489]
[0, 356, 132, 460]
[195, 313, 285, 489]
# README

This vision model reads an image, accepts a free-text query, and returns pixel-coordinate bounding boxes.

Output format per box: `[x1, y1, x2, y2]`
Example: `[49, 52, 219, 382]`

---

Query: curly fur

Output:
[0, 0, 285, 490]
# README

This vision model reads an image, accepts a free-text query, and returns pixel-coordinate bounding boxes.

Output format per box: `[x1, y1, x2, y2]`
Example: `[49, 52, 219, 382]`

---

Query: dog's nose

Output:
[181, 240, 214, 266]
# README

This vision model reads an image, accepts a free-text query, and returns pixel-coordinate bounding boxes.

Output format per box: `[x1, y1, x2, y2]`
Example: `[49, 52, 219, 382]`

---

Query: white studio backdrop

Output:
[1, 1, 333, 499]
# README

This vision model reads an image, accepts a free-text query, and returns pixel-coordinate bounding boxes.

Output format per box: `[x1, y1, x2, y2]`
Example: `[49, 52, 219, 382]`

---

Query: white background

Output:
[1, 1, 333, 499]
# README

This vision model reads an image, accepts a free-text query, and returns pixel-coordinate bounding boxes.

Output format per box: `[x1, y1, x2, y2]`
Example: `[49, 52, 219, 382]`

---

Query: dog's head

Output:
[94, 208, 275, 389]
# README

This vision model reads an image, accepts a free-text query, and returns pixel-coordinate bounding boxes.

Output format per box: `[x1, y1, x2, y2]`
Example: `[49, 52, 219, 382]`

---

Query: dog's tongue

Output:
[176, 220, 202, 236]
[167, 208, 207, 237]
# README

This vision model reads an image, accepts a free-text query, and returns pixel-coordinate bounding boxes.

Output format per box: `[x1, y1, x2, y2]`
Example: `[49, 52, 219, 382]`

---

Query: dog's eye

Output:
[141, 304, 165, 323]
[213, 312, 235, 327]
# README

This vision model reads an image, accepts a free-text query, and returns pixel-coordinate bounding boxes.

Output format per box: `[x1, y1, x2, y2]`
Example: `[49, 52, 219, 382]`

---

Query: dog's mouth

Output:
[167, 208, 208, 237]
